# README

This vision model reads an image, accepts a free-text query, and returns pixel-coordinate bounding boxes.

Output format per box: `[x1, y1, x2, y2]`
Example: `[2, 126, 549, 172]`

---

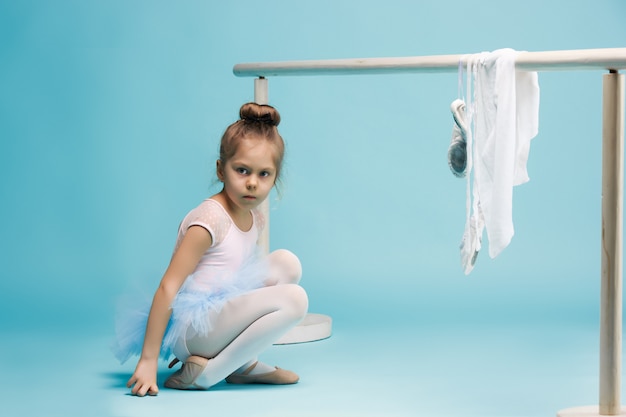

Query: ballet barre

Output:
[234, 47, 626, 417]
[234, 47, 626, 76]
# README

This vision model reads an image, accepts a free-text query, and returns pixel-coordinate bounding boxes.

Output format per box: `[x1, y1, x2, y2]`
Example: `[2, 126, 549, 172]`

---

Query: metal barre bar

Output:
[233, 47, 626, 77]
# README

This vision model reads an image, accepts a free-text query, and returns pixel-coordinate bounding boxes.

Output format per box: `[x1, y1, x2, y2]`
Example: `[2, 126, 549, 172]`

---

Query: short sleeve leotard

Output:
[175, 198, 265, 278]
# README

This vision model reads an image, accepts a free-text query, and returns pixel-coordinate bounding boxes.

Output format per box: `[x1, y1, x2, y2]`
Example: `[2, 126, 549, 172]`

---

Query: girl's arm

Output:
[127, 225, 213, 396]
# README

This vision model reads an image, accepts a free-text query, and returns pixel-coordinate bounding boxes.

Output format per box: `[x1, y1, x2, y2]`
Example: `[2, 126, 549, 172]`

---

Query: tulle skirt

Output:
[111, 254, 268, 364]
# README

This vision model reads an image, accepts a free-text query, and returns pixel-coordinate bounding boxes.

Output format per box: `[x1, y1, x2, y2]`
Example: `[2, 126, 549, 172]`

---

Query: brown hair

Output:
[219, 102, 285, 183]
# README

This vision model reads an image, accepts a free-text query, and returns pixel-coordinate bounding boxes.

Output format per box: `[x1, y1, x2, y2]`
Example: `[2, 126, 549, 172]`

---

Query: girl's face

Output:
[217, 137, 278, 214]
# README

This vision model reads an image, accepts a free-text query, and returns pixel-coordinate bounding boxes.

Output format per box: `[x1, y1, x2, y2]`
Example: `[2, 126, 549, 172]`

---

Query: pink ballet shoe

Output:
[225, 361, 299, 385]
[164, 356, 209, 390]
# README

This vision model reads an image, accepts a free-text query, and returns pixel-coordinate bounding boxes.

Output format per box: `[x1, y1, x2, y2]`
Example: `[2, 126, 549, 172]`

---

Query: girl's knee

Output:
[284, 284, 308, 320]
[267, 249, 302, 285]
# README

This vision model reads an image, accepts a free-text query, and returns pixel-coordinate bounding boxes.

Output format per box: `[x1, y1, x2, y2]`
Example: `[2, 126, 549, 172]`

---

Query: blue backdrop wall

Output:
[1, 0, 625, 334]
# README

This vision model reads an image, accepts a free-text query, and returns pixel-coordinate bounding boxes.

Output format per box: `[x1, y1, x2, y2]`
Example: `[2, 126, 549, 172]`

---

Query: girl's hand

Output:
[127, 358, 159, 396]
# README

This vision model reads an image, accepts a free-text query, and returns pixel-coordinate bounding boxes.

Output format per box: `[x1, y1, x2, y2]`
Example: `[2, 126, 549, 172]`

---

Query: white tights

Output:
[172, 249, 308, 388]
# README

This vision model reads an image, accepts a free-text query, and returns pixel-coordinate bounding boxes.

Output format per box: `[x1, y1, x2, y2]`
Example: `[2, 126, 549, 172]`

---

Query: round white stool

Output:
[274, 313, 332, 344]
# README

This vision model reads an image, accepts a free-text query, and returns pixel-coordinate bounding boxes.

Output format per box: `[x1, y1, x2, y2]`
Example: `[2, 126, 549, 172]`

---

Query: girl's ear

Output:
[216, 159, 224, 182]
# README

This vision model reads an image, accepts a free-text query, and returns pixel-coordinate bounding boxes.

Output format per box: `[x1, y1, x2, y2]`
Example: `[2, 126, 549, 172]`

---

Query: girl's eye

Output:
[260, 171, 270, 177]
[236, 168, 248, 175]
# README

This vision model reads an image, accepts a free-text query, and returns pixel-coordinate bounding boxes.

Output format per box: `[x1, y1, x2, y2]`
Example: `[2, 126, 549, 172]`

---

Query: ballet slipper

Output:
[164, 355, 209, 390]
[225, 361, 299, 385]
[460, 205, 484, 275]
[448, 99, 468, 178]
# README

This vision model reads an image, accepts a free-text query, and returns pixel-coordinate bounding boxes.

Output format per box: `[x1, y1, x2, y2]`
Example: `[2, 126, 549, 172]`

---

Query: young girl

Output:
[113, 102, 308, 396]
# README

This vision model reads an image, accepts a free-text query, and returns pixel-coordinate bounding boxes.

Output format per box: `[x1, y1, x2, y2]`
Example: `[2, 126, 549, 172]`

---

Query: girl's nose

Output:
[247, 177, 257, 190]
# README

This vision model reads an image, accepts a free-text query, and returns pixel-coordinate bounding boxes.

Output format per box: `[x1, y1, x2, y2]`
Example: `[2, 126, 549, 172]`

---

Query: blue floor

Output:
[1, 318, 606, 417]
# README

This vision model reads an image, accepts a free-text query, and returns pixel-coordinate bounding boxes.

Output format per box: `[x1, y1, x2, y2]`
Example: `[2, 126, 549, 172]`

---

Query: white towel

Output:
[461, 49, 540, 273]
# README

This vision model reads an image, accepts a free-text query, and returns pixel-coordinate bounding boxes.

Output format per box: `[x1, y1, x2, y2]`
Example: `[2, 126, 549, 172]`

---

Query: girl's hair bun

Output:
[239, 102, 281, 127]
[219, 102, 286, 187]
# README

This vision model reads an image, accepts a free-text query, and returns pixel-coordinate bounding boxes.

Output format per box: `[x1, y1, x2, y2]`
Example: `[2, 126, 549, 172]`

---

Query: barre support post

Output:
[254, 77, 270, 255]
[599, 70, 625, 416]
[558, 70, 625, 417]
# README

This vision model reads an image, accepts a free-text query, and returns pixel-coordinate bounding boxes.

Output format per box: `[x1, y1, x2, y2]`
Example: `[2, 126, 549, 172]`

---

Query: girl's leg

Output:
[264, 249, 302, 286]
[185, 283, 308, 388]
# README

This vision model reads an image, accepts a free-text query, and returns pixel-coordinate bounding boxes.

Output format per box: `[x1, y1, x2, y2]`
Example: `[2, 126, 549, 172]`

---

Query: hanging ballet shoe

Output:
[460, 204, 484, 275]
[164, 355, 209, 390]
[448, 99, 468, 178]
[224, 361, 299, 385]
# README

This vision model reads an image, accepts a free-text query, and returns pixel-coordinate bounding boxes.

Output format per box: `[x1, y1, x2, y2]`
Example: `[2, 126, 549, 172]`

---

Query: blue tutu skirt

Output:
[111, 253, 268, 364]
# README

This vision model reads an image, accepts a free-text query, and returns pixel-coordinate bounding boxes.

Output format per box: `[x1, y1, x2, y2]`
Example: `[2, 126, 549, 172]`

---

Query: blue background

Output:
[1, 1, 625, 416]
